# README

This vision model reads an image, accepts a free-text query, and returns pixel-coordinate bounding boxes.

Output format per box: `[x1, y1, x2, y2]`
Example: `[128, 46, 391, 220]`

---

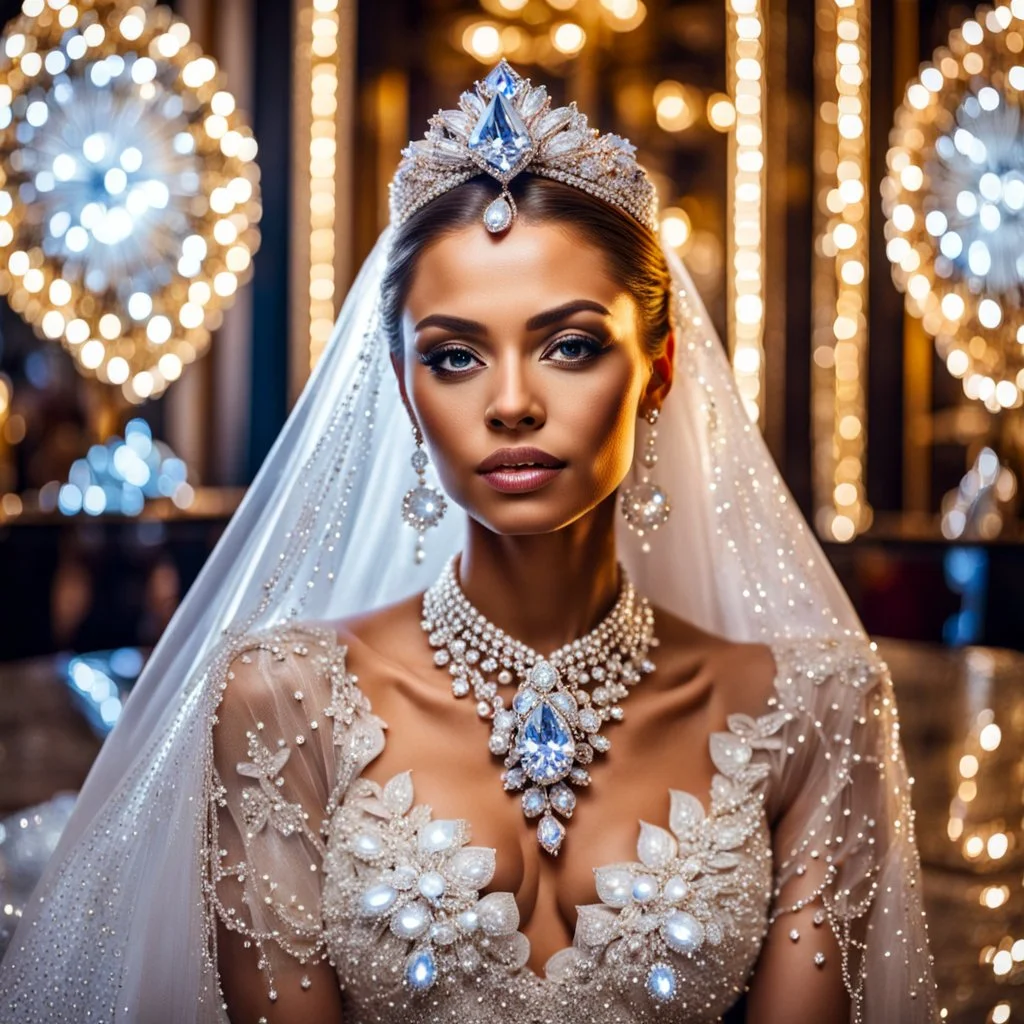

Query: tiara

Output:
[389, 61, 659, 235]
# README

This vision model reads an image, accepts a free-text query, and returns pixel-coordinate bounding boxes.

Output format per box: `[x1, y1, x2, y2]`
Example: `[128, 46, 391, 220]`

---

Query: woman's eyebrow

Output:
[414, 313, 487, 335]
[525, 299, 612, 330]
[414, 299, 612, 337]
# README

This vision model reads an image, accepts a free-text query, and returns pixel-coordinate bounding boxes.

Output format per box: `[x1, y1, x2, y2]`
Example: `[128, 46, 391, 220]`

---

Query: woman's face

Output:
[394, 220, 672, 536]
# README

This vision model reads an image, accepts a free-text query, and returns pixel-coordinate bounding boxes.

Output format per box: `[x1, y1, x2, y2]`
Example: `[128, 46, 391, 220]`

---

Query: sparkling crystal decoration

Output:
[619, 407, 671, 552]
[467, 88, 532, 177]
[647, 962, 678, 1001]
[402, 432, 447, 564]
[389, 59, 658, 235]
[0, 0, 262, 404]
[882, 3, 1024, 409]
[405, 948, 438, 990]
[422, 555, 657, 855]
[517, 699, 576, 782]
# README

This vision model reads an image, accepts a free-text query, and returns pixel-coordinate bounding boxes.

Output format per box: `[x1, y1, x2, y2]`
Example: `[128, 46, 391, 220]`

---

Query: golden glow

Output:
[551, 22, 586, 55]
[660, 207, 692, 250]
[464, 22, 502, 61]
[602, 0, 646, 31]
[654, 80, 696, 132]
[980, 723, 1002, 751]
[727, 0, 767, 422]
[982, 885, 1010, 909]
[813, 0, 872, 542]
[707, 92, 737, 130]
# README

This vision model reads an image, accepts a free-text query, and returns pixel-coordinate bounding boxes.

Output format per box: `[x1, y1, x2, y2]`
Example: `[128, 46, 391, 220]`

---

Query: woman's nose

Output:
[485, 359, 545, 430]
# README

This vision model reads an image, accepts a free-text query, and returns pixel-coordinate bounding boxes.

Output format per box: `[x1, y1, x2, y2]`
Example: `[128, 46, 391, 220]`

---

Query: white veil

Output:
[0, 222, 933, 1020]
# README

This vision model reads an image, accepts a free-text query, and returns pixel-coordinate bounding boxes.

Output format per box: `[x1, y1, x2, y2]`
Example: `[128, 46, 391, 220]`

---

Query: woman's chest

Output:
[355, 660, 729, 931]
[316, 678, 784, 1023]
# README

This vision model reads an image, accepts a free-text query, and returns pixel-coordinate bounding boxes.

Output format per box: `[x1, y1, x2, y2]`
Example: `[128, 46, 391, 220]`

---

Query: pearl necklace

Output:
[421, 555, 657, 855]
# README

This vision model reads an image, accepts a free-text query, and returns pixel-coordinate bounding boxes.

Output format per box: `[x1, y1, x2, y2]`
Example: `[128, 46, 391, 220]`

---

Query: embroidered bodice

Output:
[204, 625, 935, 1024]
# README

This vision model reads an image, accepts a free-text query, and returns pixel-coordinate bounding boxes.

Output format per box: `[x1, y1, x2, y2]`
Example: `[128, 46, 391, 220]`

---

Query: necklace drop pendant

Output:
[537, 813, 566, 856]
[422, 556, 657, 855]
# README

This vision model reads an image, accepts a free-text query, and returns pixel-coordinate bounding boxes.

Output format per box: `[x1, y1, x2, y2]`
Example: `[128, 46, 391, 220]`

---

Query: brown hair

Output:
[380, 174, 670, 359]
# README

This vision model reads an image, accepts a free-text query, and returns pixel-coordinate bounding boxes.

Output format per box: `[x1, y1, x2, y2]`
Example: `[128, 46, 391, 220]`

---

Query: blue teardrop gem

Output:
[468, 92, 531, 176]
[406, 948, 437, 990]
[516, 703, 575, 783]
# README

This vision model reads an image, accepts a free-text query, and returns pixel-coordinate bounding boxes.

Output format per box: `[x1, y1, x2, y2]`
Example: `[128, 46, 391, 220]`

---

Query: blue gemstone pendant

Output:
[516, 702, 575, 784]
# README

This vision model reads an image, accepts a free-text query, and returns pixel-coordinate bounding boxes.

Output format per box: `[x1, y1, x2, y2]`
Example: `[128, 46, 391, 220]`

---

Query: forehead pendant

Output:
[468, 65, 529, 234]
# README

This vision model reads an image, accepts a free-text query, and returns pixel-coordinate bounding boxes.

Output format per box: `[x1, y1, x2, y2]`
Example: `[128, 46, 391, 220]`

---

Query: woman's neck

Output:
[456, 493, 621, 654]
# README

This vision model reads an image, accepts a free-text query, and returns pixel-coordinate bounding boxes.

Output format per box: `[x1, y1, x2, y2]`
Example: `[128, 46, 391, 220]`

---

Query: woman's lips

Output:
[480, 466, 564, 493]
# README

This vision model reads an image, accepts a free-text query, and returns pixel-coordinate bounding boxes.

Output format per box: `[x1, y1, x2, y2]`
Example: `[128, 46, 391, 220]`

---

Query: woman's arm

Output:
[208, 637, 345, 1023]
[743, 881, 849, 1021]
[742, 637, 936, 1023]
[217, 920, 343, 1024]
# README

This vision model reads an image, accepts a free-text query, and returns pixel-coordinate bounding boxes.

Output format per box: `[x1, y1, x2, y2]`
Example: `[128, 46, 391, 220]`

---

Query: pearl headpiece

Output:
[388, 60, 659, 235]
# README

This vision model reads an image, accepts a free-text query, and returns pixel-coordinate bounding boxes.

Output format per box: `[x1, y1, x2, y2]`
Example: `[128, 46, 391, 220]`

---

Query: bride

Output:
[0, 61, 935, 1022]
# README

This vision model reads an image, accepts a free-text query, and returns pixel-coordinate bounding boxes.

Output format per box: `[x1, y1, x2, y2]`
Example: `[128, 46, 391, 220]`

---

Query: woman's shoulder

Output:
[209, 621, 350, 716]
[328, 591, 436, 677]
[649, 604, 884, 720]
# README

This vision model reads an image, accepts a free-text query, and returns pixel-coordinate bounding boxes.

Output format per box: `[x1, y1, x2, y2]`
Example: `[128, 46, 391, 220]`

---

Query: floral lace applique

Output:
[325, 770, 529, 992]
[235, 732, 321, 842]
[549, 706, 788, 1004]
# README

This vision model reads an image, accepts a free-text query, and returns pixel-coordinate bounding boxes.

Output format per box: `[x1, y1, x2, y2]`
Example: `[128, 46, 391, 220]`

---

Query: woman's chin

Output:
[466, 499, 609, 538]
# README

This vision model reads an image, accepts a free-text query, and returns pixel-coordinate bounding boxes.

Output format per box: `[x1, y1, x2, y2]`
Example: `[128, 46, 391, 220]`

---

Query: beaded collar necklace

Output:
[421, 555, 657, 855]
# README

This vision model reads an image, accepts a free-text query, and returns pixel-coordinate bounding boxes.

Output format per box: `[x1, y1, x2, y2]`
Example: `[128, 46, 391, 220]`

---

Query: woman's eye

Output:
[547, 336, 601, 363]
[423, 347, 481, 376]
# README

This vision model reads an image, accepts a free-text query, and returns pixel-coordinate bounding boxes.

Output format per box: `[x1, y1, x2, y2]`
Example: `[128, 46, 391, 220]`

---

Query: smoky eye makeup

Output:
[418, 330, 612, 379]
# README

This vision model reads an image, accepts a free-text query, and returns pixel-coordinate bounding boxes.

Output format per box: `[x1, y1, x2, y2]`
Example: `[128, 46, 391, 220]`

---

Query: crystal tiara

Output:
[388, 61, 659, 236]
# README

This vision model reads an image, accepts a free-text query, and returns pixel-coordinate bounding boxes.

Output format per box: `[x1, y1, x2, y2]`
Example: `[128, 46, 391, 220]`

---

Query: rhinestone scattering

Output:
[421, 556, 657, 855]
[389, 60, 659, 234]
[188, 626, 935, 1024]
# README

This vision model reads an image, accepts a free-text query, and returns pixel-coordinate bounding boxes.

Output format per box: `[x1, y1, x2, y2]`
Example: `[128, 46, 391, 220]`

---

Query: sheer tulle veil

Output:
[0, 217, 933, 1020]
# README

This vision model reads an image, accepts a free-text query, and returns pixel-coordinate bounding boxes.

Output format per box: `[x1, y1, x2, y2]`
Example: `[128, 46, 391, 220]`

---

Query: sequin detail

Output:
[193, 625, 934, 1024]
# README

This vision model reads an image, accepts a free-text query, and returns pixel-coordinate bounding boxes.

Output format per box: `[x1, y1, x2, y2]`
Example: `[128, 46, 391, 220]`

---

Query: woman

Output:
[0, 62, 935, 1022]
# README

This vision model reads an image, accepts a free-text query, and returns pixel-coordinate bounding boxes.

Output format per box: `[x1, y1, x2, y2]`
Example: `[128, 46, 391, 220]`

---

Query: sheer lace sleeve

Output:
[203, 626, 348, 1019]
[747, 637, 937, 1023]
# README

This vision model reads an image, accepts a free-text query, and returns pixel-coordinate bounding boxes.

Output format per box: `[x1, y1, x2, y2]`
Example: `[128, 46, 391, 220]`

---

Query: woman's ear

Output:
[642, 331, 675, 414]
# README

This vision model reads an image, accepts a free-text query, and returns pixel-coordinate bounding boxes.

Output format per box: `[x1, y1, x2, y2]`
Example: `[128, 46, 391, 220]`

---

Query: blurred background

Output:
[0, 0, 1023, 1019]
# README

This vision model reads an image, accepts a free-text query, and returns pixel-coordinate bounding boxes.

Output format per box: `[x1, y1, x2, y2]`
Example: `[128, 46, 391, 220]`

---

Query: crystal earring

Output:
[402, 427, 447, 564]
[619, 407, 671, 553]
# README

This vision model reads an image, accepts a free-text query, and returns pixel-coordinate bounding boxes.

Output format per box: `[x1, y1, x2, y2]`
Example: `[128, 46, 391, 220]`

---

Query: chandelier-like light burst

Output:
[0, 0, 261, 403]
[882, 2, 1024, 413]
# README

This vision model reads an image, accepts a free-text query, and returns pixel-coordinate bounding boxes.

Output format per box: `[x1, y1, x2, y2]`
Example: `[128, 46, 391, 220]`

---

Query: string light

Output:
[463, 22, 503, 62]
[726, 0, 767, 423]
[882, 3, 1024, 413]
[812, 0, 872, 542]
[0, 0, 261, 404]
[653, 80, 697, 133]
[707, 92, 736, 131]
[660, 207, 692, 250]
[308, 0, 340, 366]
[551, 22, 586, 55]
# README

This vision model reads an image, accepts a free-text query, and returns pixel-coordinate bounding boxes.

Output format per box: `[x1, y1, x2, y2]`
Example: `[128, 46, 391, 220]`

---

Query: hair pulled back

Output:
[380, 174, 671, 360]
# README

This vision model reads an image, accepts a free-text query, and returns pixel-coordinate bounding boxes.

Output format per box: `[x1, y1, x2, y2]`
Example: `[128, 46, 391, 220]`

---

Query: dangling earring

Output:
[402, 426, 447, 564]
[619, 407, 671, 553]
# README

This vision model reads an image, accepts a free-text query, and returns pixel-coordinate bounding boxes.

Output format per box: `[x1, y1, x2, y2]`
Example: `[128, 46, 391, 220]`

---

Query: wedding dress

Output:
[0, 62, 936, 1023]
